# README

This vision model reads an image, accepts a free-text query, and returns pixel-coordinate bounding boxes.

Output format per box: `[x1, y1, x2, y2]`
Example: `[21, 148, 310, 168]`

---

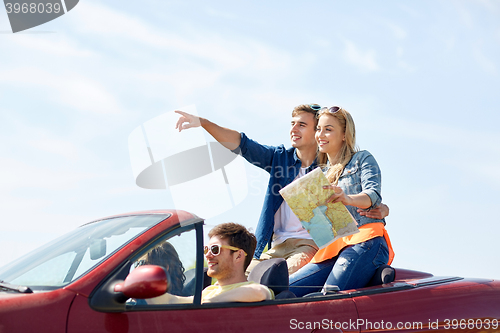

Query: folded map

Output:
[279, 167, 358, 249]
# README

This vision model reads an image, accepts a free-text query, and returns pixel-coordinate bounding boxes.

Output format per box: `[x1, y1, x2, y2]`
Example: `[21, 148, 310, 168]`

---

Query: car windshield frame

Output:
[0, 214, 170, 291]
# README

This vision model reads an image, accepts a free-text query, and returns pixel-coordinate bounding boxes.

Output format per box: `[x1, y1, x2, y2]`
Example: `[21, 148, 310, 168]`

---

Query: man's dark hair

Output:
[208, 223, 257, 270]
[291, 104, 320, 125]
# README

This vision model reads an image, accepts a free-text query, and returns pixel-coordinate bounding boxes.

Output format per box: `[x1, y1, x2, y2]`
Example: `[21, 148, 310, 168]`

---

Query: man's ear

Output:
[234, 250, 244, 262]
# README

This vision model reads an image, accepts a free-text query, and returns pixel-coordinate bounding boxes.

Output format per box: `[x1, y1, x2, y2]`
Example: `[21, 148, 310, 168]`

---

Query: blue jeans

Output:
[289, 236, 389, 296]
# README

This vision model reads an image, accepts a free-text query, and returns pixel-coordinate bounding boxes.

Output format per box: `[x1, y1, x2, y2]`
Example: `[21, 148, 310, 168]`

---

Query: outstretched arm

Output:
[203, 284, 273, 303]
[175, 110, 241, 151]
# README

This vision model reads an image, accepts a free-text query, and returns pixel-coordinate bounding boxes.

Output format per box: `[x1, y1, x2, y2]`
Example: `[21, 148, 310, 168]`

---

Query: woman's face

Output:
[315, 114, 345, 156]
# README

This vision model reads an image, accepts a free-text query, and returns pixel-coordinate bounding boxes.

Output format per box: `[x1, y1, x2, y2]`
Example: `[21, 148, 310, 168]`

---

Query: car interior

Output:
[181, 258, 396, 300]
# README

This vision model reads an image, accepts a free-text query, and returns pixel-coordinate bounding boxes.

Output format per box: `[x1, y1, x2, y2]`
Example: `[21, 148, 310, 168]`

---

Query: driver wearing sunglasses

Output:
[204, 244, 247, 256]
[147, 223, 274, 305]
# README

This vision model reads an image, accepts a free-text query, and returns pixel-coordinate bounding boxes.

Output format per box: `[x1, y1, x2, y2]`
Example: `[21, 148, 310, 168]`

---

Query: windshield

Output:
[0, 214, 170, 290]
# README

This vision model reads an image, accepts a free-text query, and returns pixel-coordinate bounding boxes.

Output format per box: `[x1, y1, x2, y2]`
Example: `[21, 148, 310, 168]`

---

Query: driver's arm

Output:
[146, 293, 193, 305]
[203, 284, 274, 303]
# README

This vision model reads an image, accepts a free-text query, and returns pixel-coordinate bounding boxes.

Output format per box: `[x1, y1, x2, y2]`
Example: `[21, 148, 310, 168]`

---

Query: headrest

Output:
[248, 258, 289, 294]
[367, 264, 395, 286]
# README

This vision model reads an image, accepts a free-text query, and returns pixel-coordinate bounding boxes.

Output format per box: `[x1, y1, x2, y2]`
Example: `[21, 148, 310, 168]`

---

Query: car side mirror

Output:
[114, 265, 169, 299]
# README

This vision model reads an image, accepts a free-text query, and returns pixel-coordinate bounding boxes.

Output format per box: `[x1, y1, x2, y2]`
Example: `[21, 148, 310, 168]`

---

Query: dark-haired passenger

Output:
[137, 242, 186, 296]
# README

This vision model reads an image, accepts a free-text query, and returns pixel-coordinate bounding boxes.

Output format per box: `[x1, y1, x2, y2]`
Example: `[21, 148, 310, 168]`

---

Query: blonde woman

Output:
[289, 106, 394, 295]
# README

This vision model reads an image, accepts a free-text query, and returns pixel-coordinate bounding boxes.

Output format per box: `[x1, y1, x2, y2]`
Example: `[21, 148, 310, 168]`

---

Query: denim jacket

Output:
[337, 150, 385, 227]
[233, 133, 317, 259]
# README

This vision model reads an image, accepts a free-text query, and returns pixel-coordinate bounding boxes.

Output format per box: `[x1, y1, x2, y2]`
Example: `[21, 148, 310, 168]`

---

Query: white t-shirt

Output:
[272, 167, 312, 246]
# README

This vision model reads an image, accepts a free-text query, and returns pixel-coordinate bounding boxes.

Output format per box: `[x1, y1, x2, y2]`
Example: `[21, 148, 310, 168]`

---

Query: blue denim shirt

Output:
[233, 133, 317, 259]
[337, 150, 385, 227]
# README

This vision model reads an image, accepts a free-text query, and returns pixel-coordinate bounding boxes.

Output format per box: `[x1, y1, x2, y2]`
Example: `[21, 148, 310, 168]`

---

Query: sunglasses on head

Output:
[204, 244, 247, 256]
[321, 106, 343, 114]
[308, 104, 321, 111]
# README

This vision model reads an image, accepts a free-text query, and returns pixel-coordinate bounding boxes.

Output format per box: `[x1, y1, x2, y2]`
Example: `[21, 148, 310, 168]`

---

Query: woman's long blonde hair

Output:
[317, 107, 358, 184]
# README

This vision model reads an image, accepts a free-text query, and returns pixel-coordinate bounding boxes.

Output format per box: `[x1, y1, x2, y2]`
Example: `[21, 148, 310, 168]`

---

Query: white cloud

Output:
[379, 116, 500, 188]
[205, 7, 238, 20]
[343, 40, 380, 72]
[0, 67, 121, 114]
[396, 3, 422, 19]
[72, 2, 294, 74]
[9, 34, 95, 57]
[473, 47, 497, 74]
[476, 164, 500, 185]
[0, 157, 95, 191]
[476, 0, 500, 14]
[0, 191, 53, 212]
[54, 77, 122, 114]
[28, 136, 80, 161]
[386, 22, 407, 40]
[453, 2, 475, 29]
[443, 37, 456, 51]
[312, 37, 332, 48]
[384, 117, 500, 151]
[395, 47, 417, 73]
[73, 1, 147, 35]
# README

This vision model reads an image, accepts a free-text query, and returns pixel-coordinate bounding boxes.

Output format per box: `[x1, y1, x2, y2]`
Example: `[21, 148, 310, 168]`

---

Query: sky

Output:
[1, 1, 499, 280]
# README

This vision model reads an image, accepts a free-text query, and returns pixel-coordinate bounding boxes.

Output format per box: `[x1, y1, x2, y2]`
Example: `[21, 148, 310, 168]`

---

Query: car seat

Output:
[183, 267, 212, 296]
[366, 264, 396, 286]
[248, 258, 296, 299]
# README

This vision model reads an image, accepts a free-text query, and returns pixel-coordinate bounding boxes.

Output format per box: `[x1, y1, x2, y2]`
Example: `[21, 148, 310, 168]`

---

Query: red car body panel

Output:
[67, 293, 359, 332]
[0, 289, 76, 333]
[355, 278, 500, 332]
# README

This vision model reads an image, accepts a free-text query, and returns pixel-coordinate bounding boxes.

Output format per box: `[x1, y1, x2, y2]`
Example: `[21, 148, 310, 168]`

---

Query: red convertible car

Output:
[0, 210, 499, 332]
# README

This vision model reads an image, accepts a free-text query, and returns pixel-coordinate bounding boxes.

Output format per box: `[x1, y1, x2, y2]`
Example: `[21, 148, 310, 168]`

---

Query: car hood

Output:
[0, 288, 76, 311]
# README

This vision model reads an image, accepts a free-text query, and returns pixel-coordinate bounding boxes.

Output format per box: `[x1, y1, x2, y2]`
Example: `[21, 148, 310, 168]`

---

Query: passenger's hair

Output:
[140, 241, 186, 296]
[208, 223, 257, 270]
[317, 107, 358, 184]
[291, 104, 320, 125]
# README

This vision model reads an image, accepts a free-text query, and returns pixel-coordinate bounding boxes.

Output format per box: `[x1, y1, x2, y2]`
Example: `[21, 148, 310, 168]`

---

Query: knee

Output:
[286, 251, 316, 275]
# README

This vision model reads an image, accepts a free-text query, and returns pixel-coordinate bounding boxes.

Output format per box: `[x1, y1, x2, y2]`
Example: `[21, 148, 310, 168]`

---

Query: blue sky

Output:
[1, 1, 499, 280]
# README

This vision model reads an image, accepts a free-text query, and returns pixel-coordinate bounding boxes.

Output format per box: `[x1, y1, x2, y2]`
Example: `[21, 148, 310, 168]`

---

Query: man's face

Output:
[290, 112, 317, 151]
[205, 235, 236, 281]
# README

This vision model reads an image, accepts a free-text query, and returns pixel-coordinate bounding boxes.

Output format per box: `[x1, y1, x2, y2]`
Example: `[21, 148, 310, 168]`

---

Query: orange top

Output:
[310, 222, 394, 264]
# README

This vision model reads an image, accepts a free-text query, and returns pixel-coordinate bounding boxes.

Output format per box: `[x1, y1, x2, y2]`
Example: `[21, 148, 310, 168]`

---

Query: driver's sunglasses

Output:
[204, 244, 247, 257]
